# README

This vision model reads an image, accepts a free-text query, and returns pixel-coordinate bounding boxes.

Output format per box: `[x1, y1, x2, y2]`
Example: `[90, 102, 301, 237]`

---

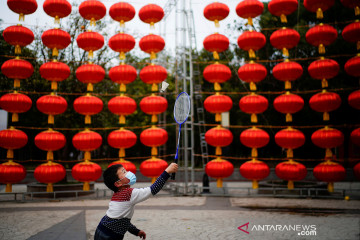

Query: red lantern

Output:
[205, 157, 234, 187]
[139, 34, 165, 60]
[0, 127, 28, 159]
[108, 159, 137, 174]
[204, 2, 230, 27]
[108, 95, 137, 124]
[275, 160, 307, 189]
[306, 24, 337, 54]
[79, 0, 106, 26]
[236, 0, 264, 26]
[341, 0, 360, 16]
[73, 94, 103, 124]
[203, 63, 231, 91]
[34, 161, 66, 192]
[205, 125, 233, 156]
[7, 0, 37, 21]
[353, 162, 360, 180]
[140, 157, 168, 183]
[311, 126, 344, 158]
[76, 31, 104, 59]
[272, 60, 303, 90]
[313, 161, 345, 192]
[139, 4, 164, 27]
[42, 28, 71, 57]
[43, 0, 71, 23]
[39, 60, 70, 90]
[345, 54, 360, 77]
[72, 129, 102, 161]
[76, 63, 105, 92]
[35, 129, 66, 160]
[0, 92, 32, 122]
[240, 159, 270, 189]
[0, 160, 26, 192]
[238, 61, 267, 91]
[140, 126, 168, 156]
[109, 33, 136, 60]
[109, 2, 135, 27]
[351, 128, 360, 146]
[268, 0, 298, 23]
[1, 58, 34, 88]
[109, 64, 137, 92]
[204, 93, 233, 122]
[342, 21, 360, 51]
[36, 94, 67, 124]
[275, 127, 305, 158]
[3, 25, 34, 54]
[72, 161, 102, 190]
[239, 93, 268, 123]
[308, 57, 339, 88]
[108, 128, 137, 158]
[309, 90, 341, 121]
[349, 90, 360, 110]
[274, 92, 304, 122]
[203, 33, 229, 60]
[270, 28, 300, 57]
[303, 0, 334, 19]
[140, 95, 168, 123]
[237, 30, 266, 58]
[240, 127, 269, 157]
[139, 64, 167, 92]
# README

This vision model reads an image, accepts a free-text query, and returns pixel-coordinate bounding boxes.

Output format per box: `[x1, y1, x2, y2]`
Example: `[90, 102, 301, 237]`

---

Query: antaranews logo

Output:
[238, 222, 317, 236]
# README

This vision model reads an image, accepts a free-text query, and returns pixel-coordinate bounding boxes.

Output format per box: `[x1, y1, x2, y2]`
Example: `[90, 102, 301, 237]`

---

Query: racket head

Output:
[173, 92, 190, 124]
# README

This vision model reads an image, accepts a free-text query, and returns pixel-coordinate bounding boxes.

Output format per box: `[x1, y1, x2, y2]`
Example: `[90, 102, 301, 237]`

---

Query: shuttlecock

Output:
[160, 81, 169, 92]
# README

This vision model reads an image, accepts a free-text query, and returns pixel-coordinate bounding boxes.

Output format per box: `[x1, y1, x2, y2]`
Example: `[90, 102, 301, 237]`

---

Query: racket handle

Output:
[171, 172, 176, 180]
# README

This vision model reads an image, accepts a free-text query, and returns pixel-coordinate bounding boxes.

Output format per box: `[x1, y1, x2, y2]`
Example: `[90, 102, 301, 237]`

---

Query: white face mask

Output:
[125, 171, 136, 185]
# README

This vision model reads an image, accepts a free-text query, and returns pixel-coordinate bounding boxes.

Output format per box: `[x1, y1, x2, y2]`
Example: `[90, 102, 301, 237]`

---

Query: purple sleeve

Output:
[150, 171, 170, 195]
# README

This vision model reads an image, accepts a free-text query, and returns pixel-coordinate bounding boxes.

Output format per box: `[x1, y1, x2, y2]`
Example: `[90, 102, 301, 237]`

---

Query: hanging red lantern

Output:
[205, 125, 233, 156]
[239, 93, 268, 123]
[348, 90, 360, 110]
[275, 127, 305, 158]
[273, 92, 304, 122]
[36, 93, 67, 124]
[203, 63, 231, 91]
[139, 64, 168, 92]
[341, 0, 360, 16]
[72, 161, 102, 191]
[139, 34, 165, 60]
[204, 2, 230, 27]
[43, 0, 71, 24]
[7, 0, 37, 21]
[39, 60, 70, 90]
[0, 160, 26, 192]
[140, 95, 168, 123]
[272, 60, 303, 90]
[275, 160, 307, 189]
[205, 157, 234, 187]
[108, 128, 137, 158]
[240, 159, 270, 189]
[0, 127, 28, 159]
[79, 0, 106, 26]
[140, 157, 168, 183]
[308, 57, 339, 88]
[351, 128, 360, 146]
[77, 31, 104, 59]
[73, 94, 103, 125]
[108, 33, 136, 60]
[353, 162, 360, 180]
[76, 63, 105, 92]
[303, 0, 335, 19]
[139, 4, 164, 28]
[3, 25, 34, 54]
[313, 161, 345, 192]
[0, 92, 32, 122]
[204, 93, 233, 122]
[41, 28, 71, 57]
[311, 126, 344, 158]
[34, 161, 66, 192]
[240, 127, 269, 158]
[1, 58, 34, 88]
[238, 61, 267, 91]
[309, 90, 341, 121]
[108, 159, 137, 174]
[237, 30, 266, 58]
[236, 0, 264, 26]
[342, 21, 360, 51]
[140, 126, 168, 156]
[270, 28, 300, 57]
[345, 54, 360, 77]
[306, 24, 337, 54]
[268, 0, 298, 23]
[203, 33, 230, 60]
[109, 64, 137, 92]
[109, 2, 135, 27]
[72, 129, 102, 161]
[34, 129, 66, 160]
[108, 95, 137, 124]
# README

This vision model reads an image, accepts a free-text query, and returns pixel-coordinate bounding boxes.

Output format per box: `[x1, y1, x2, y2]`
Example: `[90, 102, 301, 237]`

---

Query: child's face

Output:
[114, 167, 130, 188]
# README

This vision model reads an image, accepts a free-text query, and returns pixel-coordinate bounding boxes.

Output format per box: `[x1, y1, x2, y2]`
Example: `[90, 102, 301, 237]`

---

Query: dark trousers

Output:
[94, 224, 124, 240]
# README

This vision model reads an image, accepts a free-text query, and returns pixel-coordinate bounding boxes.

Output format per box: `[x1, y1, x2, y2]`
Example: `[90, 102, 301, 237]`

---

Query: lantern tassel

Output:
[85, 115, 91, 124]
[119, 148, 125, 158]
[120, 20, 125, 28]
[12, 113, 19, 122]
[89, 50, 94, 59]
[252, 180, 258, 189]
[214, 19, 220, 28]
[120, 83, 126, 92]
[287, 149, 293, 158]
[213, 51, 219, 60]
[285, 81, 292, 90]
[84, 151, 91, 160]
[90, 18, 96, 26]
[52, 48, 59, 57]
[120, 52, 126, 60]
[7, 149, 14, 159]
[251, 148, 258, 158]
[19, 13, 25, 22]
[83, 182, 90, 191]
[215, 113, 222, 122]
[54, 16, 60, 24]
[119, 115, 126, 124]
[87, 83, 93, 92]
[280, 14, 287, 23]
[150, 52, 157, 60]
[217, 178, 223, 188]
[5, 183, 12, 192]
[14, 79, 20, 88]
[285, 113, 292, 122]
[288, 180, 294, 190]
[327, 182, 334, 192]
[357, 41, 360, 50]
[251, 114, 258, 123]
[325, 148, 332, 158]
[247, 17, 253, 26]
[151, 147, 158, 156]
[215, 146, 222, 156]
[316, 8, 324, 19]
[47, 151, 54, 160]
[15, 45, 21, 54]
[318, 44, 325, 54]
[323, 112, 330, 121]
[151, 177, 156, 184]
[51, 81, 58, 90]
[214, 82, 221, 91]
[151, 83, 158, 92]
[46, 183, 54, 192]
[151, 114, 158, 123]
[321, 79, 328, 88]
[282, 48, 289, 57]
[355, 6, 360, 16]
[250, 82, 257, 91]
[249, 49, 256, 59]
[48, 115, 55, 124]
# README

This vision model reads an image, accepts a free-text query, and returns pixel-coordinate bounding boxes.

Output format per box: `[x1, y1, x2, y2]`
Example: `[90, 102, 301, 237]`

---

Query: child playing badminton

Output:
[94, 163, 178, 240]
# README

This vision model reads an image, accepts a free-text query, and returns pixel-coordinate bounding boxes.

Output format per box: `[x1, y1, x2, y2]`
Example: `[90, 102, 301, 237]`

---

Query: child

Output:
[94, 162, 178, 240]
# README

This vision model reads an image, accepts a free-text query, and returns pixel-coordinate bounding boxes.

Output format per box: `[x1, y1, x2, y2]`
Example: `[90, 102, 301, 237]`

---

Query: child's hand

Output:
[138, 230, 146, 239]
[165, 163, 178, 174]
